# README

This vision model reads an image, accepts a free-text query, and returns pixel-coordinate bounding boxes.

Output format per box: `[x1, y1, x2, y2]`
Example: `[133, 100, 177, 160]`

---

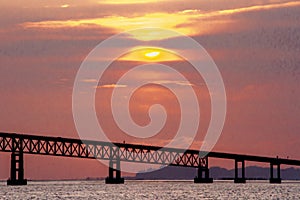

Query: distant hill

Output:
[135, 166, 300, 180]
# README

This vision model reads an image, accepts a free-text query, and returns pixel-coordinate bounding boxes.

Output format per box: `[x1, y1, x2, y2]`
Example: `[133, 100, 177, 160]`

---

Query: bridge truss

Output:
[1, 132, 299, 185]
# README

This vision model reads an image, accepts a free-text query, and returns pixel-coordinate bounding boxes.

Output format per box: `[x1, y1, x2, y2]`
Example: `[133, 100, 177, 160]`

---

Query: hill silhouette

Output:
[135, 166, 300, 180]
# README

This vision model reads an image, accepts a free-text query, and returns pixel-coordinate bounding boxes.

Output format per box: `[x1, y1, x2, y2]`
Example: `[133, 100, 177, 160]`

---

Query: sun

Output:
[119, 46, 182, 62]
[145, 51, 160, 58]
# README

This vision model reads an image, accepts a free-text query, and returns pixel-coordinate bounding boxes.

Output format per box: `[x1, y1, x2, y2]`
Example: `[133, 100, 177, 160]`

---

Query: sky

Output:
[0, 0, 300, 180]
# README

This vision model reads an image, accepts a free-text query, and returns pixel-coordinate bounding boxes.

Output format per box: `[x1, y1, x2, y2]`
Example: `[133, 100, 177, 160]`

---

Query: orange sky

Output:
[0, 0, 300, 180]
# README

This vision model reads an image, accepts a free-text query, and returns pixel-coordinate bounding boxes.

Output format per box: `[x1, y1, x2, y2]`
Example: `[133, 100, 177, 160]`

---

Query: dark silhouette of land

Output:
[135, 166, 300, 180]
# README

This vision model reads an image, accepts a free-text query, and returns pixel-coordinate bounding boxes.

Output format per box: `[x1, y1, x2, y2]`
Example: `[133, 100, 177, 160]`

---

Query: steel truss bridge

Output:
[1, 132, 299, 185]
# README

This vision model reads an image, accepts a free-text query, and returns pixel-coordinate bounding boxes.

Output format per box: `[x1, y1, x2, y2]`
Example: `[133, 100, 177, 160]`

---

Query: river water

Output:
[0, 180, 299, 199]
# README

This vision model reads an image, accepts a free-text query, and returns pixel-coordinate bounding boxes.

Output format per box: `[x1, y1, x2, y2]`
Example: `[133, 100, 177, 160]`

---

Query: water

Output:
[0, 180, 299, 199]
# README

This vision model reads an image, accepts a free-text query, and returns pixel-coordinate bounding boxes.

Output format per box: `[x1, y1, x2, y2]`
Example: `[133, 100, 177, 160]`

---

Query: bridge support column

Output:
[194, 157, 213, 183]
[269, 163, 281, 184]
[234, 159, 246, 183]
[105, 158, 124, 184]
[7, 151, 27, 185]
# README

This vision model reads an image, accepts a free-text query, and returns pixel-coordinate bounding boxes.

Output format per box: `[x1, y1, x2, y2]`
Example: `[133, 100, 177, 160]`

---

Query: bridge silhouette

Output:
[1, 132, 299, 185]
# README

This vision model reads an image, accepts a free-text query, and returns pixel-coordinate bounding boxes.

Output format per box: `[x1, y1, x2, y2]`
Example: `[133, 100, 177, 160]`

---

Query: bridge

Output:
[1, 132, 299, 185]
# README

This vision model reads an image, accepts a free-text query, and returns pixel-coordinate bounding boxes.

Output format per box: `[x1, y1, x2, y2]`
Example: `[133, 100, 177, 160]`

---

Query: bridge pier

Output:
[269, 162, 281, 184]
[194, 157, 213, 183]
[7, 151, 27, 185]
[234, 159, 246, 183]
[105, 158, 124, 184]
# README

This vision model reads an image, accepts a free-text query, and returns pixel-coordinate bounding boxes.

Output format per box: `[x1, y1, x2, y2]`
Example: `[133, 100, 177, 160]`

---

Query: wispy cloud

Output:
[150, 80, 195, 87]
[98, 0, 171, 5]
[215, 1, 300, 15]
[21, 1, 300, 40]
[60, 4, 70, 8]
[96, 84, 127, 88]
[81, 79, 98, 83]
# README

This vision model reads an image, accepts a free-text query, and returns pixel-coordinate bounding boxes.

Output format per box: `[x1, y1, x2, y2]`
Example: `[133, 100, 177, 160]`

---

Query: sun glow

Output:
[145, 51, 160, 58]
[120, 47, 181, 62]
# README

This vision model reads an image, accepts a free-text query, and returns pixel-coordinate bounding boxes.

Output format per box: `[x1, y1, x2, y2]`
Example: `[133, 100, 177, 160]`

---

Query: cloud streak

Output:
[98, 0, 171, 5]
[150, 80, 195, 87]
[96, 84, 127, 88]
[21, 1, 300, 40]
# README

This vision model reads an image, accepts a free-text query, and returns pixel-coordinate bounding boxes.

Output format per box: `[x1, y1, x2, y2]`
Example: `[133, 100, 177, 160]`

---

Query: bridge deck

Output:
[1, 132, 298, 185]
[0, 132, 299, 166]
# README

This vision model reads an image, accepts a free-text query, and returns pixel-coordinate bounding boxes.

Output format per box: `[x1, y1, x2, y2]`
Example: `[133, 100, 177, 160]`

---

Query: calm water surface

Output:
[0, 180, 299, 199]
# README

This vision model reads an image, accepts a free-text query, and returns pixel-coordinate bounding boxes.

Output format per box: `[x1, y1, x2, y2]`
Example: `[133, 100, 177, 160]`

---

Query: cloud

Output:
[215, 1, 300, 15]
[96, 84, 127, 88]
[150, 80, 195, 87]
[81, 79, 98, 83]
[21, 1, 300, 41]
[81, 80, 128, 89]
[98, 0, 171, 5]
[60, 4, 70, 8]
